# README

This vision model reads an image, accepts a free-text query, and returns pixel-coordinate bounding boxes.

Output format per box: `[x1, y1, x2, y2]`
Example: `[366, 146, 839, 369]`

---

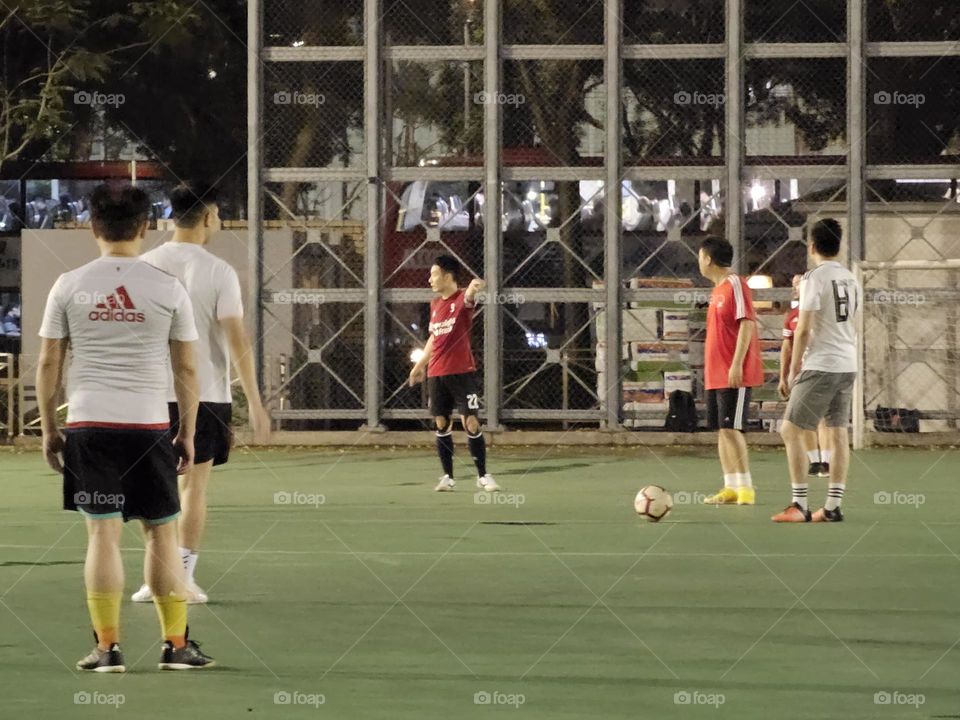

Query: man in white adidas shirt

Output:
[37, 184, 214, 671]
[773, 218, 861, 524]
[131, 183, 270, 604]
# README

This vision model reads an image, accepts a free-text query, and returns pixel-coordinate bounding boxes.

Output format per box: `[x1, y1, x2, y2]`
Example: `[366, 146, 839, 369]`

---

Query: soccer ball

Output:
[634, 485, 673, 522]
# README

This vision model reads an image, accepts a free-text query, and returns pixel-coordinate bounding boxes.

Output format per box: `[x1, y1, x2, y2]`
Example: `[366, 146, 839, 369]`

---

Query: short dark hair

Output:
[90, 184, 150, 242]
[434, 254, 460, 282]
[169, 182, 219, 228]
[809, 218, 842, 257]
[700, 236, 734, 268]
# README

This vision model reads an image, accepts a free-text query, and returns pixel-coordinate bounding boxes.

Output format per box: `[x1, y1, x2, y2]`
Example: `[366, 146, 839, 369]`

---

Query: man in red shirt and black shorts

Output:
[698, 237, 765, 505]
[409, 255, 500, 493]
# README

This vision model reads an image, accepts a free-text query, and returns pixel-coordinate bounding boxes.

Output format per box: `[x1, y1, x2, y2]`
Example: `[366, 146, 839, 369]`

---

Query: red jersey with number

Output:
[783, 304, 800, 339]
[428, 289, 476, 377]
[705, 274, 764, 390]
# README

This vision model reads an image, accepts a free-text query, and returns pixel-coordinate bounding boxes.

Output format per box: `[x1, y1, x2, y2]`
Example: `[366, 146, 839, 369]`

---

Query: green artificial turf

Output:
[1, 444, 958, 719]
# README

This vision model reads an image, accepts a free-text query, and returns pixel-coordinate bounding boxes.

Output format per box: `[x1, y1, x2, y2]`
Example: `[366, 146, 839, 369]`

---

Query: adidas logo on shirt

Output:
[87, 286, 146, 323]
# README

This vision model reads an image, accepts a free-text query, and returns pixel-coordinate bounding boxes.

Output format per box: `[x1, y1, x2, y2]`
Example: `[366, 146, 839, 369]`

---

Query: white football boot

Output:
[131, 583, 153, 603]
[434, 475, 456, 492]
[132, 582, 207, 604]
[184, 582, 208, 605]
[477, 474, 501, 492]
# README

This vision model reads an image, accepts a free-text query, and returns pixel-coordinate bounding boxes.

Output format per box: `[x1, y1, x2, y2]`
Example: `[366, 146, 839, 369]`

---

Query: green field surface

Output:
[2, 445, 958, 719]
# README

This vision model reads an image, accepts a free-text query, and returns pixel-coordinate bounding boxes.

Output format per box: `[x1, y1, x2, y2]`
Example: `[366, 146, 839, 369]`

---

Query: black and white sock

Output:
[824, 482, 845, 511]
[467, 430, 487, 477]
[792, 483, 809, 512]
[436, 429, 454, 478]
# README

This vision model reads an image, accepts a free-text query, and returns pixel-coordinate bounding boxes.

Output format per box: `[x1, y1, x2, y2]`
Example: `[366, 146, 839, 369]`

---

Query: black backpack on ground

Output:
[874, 406, 921, 433]
[665, 390, 698, 432]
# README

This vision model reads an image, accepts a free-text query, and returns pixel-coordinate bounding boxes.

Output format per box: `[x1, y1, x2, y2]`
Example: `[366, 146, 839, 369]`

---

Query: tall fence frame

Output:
[248, 0, 960, 431]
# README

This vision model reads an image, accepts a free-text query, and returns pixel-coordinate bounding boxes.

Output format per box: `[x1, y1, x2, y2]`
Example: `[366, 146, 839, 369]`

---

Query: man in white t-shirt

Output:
[131, 183, 270, 604]
[37, 184, 214, 671]
[773, 219, 861, 524]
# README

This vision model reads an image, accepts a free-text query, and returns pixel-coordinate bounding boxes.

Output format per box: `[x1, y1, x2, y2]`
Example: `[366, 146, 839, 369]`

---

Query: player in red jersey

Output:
[779, 274, 831, 478]
[409, 255, 500, 492]
[698, 237, 765, 506]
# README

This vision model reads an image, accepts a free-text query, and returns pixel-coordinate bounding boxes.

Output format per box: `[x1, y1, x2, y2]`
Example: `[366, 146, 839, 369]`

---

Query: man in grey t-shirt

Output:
[773, 219, 861, 524]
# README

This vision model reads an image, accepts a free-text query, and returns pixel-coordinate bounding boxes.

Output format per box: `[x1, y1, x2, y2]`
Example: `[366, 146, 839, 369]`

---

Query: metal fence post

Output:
[247, 0, 264, 395]
[603, 0, 622, 429]
[483, 0, 502, 431]
[726, 0, 744, 271]
[850, 0, 866, 448]
[364, 0, 384, 430]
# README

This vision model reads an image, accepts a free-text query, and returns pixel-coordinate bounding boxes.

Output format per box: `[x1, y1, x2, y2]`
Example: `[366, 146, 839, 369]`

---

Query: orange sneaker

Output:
[771, 502, 811, 523]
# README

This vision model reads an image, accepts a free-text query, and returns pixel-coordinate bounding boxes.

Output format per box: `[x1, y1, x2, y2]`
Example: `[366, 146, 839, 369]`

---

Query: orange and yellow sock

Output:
[86, 591, 122, 650]
[153, 594, 187, 649]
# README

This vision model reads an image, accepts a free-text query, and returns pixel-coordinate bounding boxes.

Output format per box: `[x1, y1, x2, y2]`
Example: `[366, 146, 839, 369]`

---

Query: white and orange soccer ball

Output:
[634, 485, 673, 522]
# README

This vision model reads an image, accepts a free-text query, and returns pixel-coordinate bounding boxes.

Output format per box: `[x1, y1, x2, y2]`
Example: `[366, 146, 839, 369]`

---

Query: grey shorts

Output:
[784, 370, 857, 430]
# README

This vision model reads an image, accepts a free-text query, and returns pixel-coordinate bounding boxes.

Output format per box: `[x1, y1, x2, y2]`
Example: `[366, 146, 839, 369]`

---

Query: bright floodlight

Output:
[746, 274, 773, 290]
[410, 348, 425, 364]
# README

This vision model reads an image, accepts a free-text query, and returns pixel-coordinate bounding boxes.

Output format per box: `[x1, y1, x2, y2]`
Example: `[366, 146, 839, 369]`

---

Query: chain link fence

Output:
[858, 261, 960, 439]
[253, 0, 960, 437]
[867, 56, 960, 165]
[621, 1, 724, 44]
[745, 1, 846, 42]
[867, 2, 960, 42]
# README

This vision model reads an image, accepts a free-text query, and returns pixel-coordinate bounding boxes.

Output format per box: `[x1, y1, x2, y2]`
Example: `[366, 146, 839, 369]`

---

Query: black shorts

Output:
[428, 373, 480, 418]
[168, 402, 233, 466]
[63, 427, 180, 524]
[706, 387, 752, 431]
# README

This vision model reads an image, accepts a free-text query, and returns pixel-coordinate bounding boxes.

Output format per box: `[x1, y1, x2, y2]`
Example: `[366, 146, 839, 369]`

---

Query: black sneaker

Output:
[807, 462, 822, 477]
[158, 627, 215, 670]
[812, 506, 844, 522]
[817, 462, 830, 478]
[77, 641, 126, 673]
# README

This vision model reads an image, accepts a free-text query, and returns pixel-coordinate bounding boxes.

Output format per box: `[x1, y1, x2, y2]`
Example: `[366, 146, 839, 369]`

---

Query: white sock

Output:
[736, 472, 753, 489]
[180, 547, 198, 583]
[806, 449, 820, 463]
[792, 483, 809, 512]
[821, 449, 833, 464]
[723, 473, 737, 489]
[825, 482, 845, 511]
